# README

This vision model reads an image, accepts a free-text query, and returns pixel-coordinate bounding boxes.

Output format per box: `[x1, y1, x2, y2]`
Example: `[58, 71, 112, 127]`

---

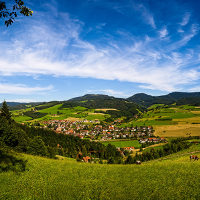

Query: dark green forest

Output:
[176, 97, 200, 106]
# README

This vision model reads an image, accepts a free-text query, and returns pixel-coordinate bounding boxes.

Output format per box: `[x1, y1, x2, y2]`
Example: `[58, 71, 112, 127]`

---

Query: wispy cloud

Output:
[134, 4, 156, 29]
[7, 99, 37, 103]
[0, 83, 53, 95]
[87, 89, 124, 96]
[180, 12, 191, 26]
[189, 86, 200, 92]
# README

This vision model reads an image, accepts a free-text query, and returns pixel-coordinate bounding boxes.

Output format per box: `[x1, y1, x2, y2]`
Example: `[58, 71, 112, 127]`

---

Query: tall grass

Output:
[1, 148, 200, 200]
[101, 140, 141, 148]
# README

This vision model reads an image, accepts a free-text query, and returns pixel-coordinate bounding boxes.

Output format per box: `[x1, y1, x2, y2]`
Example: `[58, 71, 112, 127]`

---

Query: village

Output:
[42, 119, 166, 145]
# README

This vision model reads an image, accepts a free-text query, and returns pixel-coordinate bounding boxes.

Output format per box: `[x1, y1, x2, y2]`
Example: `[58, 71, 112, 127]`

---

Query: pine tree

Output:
[1, 100, 11, 121]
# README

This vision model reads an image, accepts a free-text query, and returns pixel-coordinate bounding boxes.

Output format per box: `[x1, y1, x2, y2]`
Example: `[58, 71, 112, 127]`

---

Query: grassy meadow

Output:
[1, 145, 200, 200]
[101, 140, 141, 148]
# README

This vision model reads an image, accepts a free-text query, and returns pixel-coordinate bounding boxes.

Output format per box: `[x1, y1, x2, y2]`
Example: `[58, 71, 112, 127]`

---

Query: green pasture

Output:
[142, 144, 166, 153]
[101, 140, 141, 148]
[178, 105, 196, 110]
[73, 106, 88, 111]
[123, 120, 177, 127]
[128, 107, 197, 127]
[1, 146, 200, 200]
[40, 105, 89, 115]
[39, 104, 63, 114]
[148, 104, 165, 109]
[146, 111, 195, 119]
[86, 114, 107, 121]
[13, 116, 33, 122]
[12, 105, 93, 122]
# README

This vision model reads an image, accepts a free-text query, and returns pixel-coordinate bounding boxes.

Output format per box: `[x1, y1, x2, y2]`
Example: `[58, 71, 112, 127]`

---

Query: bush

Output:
[27, 136, 48, 157]
[107, 157, 115, 164]
[125, 155, 134, 164]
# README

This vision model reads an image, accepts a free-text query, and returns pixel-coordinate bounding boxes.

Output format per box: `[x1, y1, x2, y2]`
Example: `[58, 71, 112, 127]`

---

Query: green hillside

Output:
[11, 98, 141, 123]
[1, 145, 200, 200]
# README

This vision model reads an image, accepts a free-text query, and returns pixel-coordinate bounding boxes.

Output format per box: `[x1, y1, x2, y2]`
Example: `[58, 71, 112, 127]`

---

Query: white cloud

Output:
[6, 99, 37, 103]
[159, 27, 168, 38]
[136, 4, 156, 29]
[87, 89, 130, 97]
[0, 83, 53, 95]
[180, 12, 191, 26]
[188, 86, 200, 92]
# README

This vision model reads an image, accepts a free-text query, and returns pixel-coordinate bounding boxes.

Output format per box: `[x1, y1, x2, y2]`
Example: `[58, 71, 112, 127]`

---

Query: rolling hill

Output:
[1, 144, 200, 200]
[127, 92, 200, 107]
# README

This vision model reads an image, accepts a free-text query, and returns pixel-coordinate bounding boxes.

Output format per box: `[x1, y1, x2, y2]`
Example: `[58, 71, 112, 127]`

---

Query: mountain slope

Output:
[68, 94, 113, 101]
[127, 92, 200, 107]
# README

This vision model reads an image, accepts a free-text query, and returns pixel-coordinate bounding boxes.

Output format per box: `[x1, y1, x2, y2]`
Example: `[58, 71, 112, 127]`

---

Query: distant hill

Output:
[127, 92, 200, 107]
[3, 92, 200, 111]
[161, 92, 200, 100]
[68, 94, 113, 101]
[0, 102, 42, 111]
[127, 93, 173, 107]
[0, 102, 25, 107]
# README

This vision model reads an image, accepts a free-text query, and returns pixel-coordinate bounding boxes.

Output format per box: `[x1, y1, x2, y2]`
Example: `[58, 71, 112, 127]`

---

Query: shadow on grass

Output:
[0, 149, 27, 173]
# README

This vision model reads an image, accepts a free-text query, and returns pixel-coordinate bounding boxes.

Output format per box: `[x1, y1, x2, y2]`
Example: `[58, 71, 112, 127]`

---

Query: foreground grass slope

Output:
[1, 147, 200, 200]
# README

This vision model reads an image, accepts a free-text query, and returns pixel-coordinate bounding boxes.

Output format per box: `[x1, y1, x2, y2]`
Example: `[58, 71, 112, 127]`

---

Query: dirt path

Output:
[145, 151, 200, 162]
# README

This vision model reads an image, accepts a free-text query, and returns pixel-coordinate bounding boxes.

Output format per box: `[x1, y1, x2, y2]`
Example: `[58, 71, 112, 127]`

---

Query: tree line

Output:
[125, 138, 196, 164]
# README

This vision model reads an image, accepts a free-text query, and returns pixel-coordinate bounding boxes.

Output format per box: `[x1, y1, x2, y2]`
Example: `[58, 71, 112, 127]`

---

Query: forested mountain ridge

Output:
[51, 92, 200, 108]
[68, 94, 113, 101]
[127, 92, 200, 107]
[3, 92, 200, 111]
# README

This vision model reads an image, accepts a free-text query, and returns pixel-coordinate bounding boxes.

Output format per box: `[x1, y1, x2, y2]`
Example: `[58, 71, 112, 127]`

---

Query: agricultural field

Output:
[11, 104, 110, 122]
[1, 145, 200, 200]
[13, 116, 33, 122]
[95, 108, 118, 111]
[147, 104, 165, 109]
[86, 114, 106, 121]
[101, 140, 141, 148]
[117, 105, 200, 137]
[154, 124, 200, 137]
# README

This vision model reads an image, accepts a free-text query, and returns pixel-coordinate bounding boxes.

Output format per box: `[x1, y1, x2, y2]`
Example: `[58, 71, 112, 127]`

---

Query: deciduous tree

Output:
[0, 0, 33, 26]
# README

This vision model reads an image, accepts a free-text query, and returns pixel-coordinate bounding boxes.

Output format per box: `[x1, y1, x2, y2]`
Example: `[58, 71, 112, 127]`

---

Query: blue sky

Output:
[1, 0, 200, 102]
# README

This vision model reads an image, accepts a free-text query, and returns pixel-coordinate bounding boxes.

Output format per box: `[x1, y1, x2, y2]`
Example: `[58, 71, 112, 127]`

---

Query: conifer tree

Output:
[1, 100, 11, 121]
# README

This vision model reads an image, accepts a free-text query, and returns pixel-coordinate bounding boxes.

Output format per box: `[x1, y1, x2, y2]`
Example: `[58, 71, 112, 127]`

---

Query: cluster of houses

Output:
[42, 119, 157, 141]
[139, 137, 166, 143]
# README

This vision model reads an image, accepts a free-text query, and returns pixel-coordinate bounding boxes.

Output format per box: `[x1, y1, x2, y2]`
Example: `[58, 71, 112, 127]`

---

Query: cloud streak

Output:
[0, 83, 53, 95]
[180, 12, 191, 26]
